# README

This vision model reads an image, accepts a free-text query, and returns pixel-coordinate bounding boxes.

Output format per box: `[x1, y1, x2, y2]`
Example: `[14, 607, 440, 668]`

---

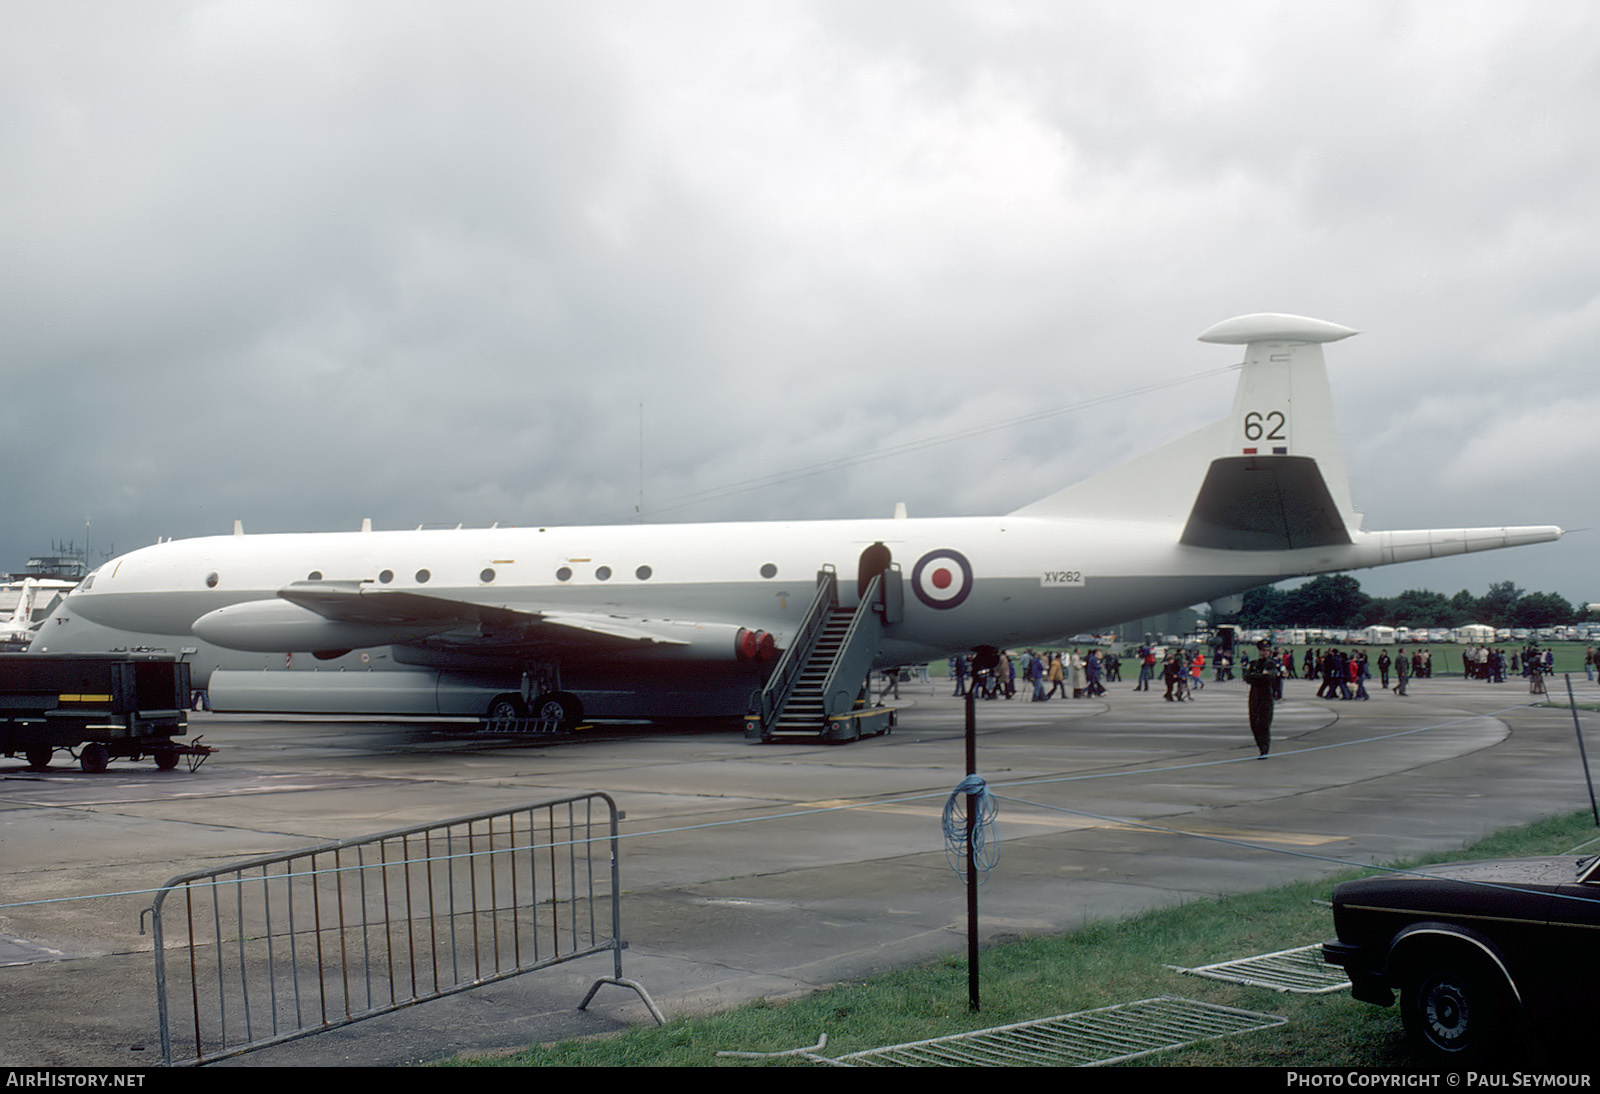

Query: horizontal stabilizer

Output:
[1366, 526, 1564, 564]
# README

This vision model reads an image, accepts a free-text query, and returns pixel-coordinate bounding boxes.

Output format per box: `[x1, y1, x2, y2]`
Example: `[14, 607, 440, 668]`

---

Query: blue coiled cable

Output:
[943, 774, 1001, 883]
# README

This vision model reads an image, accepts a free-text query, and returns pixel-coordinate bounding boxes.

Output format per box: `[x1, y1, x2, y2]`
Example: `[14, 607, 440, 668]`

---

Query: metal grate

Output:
[823, 996, 1287, 1067]
[1167, 943, 1349, 994]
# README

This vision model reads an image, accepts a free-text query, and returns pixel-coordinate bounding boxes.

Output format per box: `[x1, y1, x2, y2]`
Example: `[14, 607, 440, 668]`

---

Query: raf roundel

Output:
[911, 549, 973, 610]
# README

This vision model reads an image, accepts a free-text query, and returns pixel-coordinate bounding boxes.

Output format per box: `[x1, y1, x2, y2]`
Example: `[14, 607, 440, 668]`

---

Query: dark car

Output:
[1323, 855, 1600, 1064]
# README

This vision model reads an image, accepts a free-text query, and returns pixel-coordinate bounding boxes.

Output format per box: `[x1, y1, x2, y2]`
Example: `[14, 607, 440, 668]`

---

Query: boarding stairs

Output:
[746, 568, 899, 744]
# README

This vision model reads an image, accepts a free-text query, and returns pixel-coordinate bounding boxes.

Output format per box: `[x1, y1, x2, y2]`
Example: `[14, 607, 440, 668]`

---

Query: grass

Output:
[447, 810, 1600, 1068]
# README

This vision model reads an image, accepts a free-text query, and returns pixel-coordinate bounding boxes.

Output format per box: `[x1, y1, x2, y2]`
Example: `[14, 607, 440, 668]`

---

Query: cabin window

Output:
[596, 566, 612, 581]
[556, 567, 572, 582]
[760, 563, 777, 579]
[307, 571, 323, 581]
[205, 572, 219, 588]
[415, 569, 430, 583]
[636, 565, 652, 580]
[379, 569, 394, 584]
[480, 568, 496, 583]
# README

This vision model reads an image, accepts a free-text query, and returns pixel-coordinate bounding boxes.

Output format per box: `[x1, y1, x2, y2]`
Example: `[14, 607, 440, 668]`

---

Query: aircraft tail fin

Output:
[9, 578, 37, 626]
[1012, 313, 1362, 551]
[1179, 313, 1359, 549]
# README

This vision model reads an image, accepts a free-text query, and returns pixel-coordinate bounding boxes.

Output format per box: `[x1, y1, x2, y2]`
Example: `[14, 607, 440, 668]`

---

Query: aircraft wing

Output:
[278, 581, 693, 645]
[278, 580, 532, 630]
[261, 581, 733, 656]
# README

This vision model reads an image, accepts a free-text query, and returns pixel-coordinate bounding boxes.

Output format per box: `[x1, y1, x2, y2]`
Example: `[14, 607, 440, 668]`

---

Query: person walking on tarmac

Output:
[1243, 640, 1280, 758]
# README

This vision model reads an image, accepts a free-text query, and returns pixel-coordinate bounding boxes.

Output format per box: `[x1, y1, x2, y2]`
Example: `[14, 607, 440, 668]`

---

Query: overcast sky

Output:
[3, 1, 1595, 604]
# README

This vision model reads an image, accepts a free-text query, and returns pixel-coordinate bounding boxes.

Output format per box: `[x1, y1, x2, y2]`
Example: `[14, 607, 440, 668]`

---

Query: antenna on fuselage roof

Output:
[233, 521, 243, 536]
[637, 400, 646, 523]
[361, 517, 372, 532]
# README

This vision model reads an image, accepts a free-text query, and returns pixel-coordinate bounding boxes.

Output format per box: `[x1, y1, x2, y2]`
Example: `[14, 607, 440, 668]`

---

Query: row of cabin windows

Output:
[204, 561, 785, 588]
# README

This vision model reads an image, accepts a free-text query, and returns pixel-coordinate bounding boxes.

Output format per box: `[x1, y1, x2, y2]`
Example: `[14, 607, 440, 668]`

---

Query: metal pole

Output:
[965, 683, 979, 1011]
[1564, 675, 1599, 827]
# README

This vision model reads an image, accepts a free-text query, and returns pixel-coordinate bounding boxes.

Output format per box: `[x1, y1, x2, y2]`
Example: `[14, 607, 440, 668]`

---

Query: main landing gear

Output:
[484, 691, 584, 730]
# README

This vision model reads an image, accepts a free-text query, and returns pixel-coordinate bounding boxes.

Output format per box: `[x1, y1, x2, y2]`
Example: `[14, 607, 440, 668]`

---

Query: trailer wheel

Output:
[153, 745, 180, 771]
[80, 743, 110, 774]
[25, 747, 52, 770]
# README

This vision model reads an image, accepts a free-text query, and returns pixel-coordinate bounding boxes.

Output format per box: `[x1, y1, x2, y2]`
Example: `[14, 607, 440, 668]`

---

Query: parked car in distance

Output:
[1324, 855, 1600, 1064]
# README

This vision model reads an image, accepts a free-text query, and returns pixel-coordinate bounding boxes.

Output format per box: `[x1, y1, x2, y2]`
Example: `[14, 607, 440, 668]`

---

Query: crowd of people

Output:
[948, 645, 1232, 703]
[940, 640, 1594, 764]
[944, 642, 1597, 703]
[948, 649, 1124, 701]
[1453, 643, 1590, 694]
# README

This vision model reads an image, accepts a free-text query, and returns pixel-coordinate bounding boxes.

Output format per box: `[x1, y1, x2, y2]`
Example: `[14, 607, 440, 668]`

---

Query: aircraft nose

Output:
[64, 558, 203, 635]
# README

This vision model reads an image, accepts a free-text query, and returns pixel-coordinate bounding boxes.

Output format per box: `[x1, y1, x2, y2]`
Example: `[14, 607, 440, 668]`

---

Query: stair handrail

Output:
[817, 572, 887, 719]
[755, 568, 838, 724]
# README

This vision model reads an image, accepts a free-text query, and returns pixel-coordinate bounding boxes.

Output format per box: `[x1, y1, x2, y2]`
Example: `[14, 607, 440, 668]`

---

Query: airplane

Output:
[1, 578, 43, 649]
[33, 313, 1562, 734]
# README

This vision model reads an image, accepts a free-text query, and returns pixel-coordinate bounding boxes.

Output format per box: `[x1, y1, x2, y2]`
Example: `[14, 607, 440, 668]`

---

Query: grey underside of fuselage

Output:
[207, 662, 764, 718]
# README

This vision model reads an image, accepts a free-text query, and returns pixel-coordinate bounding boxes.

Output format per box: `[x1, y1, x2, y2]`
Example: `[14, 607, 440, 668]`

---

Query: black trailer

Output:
[0, 653, 208, 772]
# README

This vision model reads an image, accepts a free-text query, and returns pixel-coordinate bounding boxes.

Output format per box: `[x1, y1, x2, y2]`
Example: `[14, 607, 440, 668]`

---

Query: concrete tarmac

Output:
[3, 673, 1599, 1067]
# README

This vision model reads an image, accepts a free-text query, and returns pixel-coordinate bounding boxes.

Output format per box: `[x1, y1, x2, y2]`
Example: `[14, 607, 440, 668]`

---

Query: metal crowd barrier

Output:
[146, 792, 660, 1066]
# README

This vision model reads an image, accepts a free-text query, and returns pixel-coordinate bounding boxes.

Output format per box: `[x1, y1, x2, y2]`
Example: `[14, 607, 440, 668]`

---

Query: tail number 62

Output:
[1244, 410, 1286, 441]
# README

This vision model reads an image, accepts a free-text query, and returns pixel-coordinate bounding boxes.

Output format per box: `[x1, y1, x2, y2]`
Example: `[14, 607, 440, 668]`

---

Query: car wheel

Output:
[1400, 956, 1511, 1064]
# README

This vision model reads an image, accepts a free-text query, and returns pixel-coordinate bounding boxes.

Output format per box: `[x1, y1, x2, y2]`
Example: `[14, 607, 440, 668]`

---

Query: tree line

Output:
[1218, 577, 1591, 631]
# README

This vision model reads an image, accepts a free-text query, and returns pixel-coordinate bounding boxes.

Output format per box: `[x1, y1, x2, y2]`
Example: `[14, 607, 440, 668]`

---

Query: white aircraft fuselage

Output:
[35, 314, 1562, 720]
[54, 517, 1554, 665]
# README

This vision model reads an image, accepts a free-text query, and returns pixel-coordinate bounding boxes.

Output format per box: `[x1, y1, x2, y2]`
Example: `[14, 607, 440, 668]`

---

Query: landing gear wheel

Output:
[79, 743, 110, 774]
[1401, 956, 1511, 1065]
[25, 747, 52, 770]
[486, 694, 527, 721]
[533, 691, 583, 728]
[153, 745, 180, 771]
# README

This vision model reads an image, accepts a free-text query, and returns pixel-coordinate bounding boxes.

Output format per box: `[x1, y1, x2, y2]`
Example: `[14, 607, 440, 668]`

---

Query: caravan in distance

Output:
[33, 314, 1561, 726]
